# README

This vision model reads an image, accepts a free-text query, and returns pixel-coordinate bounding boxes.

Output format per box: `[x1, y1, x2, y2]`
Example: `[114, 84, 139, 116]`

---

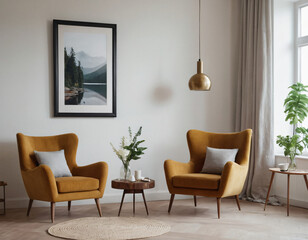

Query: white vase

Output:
[288, 158, 296, 171]
[120, 164, 131, 180]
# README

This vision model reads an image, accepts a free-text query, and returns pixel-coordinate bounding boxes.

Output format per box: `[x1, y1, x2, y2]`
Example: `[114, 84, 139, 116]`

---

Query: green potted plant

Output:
[276, 83, 308, 170]
[111, 127, 147, 180]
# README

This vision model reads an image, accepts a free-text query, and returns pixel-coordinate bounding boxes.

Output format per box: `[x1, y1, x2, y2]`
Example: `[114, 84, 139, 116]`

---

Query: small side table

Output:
[112, 179, 155, 216]
[264, 168, 308, 216]
[0, 181, 7, 215]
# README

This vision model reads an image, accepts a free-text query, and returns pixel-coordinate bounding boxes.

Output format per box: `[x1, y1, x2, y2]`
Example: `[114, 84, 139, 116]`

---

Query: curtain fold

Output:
[236, 0, 276, 202]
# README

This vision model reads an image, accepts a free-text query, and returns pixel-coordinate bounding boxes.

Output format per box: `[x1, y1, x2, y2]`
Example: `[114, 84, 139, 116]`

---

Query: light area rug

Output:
[48, 217, 171, 240]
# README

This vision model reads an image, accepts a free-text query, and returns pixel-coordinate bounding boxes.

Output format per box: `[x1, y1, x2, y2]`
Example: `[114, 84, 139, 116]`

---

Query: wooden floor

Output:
[1, 197, 308, 240]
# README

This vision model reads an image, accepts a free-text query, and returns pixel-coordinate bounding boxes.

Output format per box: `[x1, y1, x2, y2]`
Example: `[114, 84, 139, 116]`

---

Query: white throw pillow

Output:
[34, 150, 72, 178]
[201, 147, 238, 174]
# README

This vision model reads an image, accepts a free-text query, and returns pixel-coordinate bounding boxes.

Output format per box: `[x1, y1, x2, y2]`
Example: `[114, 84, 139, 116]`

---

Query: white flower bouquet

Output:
[111, 127, 147, 179]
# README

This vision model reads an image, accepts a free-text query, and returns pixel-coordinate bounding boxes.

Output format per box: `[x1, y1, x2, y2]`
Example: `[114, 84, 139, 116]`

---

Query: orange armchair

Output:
[16, 133, 108, 222]
[164, 129, 252, 218]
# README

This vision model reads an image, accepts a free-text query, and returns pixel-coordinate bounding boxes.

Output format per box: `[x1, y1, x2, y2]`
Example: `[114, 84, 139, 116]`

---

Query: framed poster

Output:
[53, 20, 116, 117]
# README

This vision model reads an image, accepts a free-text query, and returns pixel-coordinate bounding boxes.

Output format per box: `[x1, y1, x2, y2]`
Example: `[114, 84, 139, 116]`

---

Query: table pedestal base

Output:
[118, 189, 149, 216]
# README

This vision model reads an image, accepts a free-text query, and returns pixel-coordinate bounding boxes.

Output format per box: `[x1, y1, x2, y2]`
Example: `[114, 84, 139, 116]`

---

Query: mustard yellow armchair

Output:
[16, 133, 108, 222]
[164, 129, 252, 218]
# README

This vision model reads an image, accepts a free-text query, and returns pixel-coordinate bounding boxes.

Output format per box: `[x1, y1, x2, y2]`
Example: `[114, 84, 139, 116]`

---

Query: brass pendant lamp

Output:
[189, 0, 211, 91]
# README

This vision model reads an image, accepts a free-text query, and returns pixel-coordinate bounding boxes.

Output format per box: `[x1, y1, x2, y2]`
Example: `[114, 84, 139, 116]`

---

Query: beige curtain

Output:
[236, 0, 276, 202]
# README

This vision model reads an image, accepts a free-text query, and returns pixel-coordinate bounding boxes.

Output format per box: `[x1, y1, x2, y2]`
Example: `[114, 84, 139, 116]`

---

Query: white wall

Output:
[0, 0, 240, 208]
[273, 0, 308, 207]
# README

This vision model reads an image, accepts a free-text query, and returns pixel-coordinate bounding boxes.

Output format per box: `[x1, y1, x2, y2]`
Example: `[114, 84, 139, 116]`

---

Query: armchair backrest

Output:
[16, 133, 78, 172]
[187, 129, 252, 173]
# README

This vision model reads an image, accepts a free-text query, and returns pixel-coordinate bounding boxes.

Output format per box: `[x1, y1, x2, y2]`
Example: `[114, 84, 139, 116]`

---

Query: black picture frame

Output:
[53, 19, 117, 117]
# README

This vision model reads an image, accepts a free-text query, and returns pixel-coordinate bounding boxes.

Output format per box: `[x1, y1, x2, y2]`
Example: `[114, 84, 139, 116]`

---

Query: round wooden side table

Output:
[111, 179, 155, 216]
[0, 181, 7, 215]
[264, 168, 308, 216]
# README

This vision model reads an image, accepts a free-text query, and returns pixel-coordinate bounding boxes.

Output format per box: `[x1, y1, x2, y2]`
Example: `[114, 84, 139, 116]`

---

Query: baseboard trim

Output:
[276, 195, 308, 209]
[6, 191, 191, 209]
[7, 193, 307, 210]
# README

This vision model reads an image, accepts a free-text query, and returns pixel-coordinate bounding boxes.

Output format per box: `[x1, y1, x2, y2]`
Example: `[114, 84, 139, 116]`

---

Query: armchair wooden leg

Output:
[95, 198, 102, 217]
[27, 199, 33, 216]
[235, 195, 241, 211]
[68, 201, 71, 211]
[217, 198, 221, 219]
[194, 196, 197, 207]
[168, 194, 175, 213]
[51, 202, 55, 223]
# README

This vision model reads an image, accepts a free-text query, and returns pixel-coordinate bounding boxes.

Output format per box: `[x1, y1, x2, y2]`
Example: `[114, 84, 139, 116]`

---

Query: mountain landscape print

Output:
[64, 31, 107, 105]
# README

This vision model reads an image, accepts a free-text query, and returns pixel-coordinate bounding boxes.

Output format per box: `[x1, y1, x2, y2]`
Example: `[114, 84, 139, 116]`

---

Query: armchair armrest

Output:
[72, 162, 108, 193]
[164, 159, 192, 177]
[218, 161, 248, 198]
[21, 165, 58, 202]
[164, 159, 192, 193]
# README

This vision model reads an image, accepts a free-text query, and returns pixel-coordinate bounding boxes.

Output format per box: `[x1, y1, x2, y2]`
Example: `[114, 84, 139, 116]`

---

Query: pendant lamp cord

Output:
[199, 0, 201, 61]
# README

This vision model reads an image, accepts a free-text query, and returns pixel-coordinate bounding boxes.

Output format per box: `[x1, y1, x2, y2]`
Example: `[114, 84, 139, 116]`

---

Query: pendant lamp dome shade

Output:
[189, 59, 211, 91]
[189, 0, 211, 91]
